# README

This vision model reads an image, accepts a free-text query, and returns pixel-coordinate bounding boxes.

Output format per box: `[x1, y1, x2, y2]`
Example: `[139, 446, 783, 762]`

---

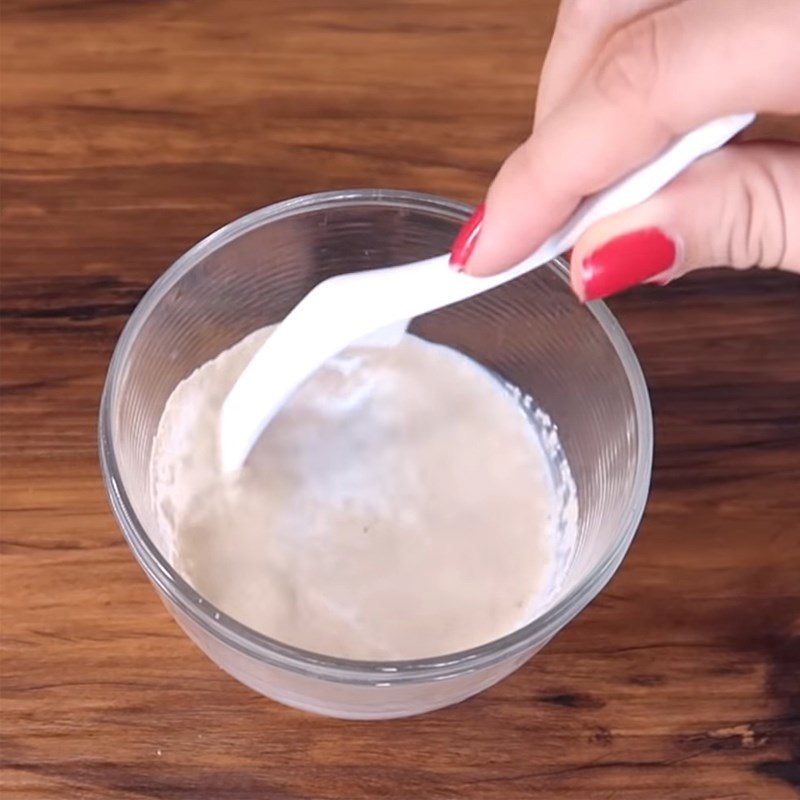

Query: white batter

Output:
[151, 328, 565, 660]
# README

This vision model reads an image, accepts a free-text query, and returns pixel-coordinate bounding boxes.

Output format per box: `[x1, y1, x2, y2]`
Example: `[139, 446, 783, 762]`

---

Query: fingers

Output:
[535, 0, 678, 125]
[569, 142, 800, 301]
[458, 0, 800, 277]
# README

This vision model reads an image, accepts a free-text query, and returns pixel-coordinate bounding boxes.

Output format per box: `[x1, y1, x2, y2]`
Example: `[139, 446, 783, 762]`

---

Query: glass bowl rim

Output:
[98, 188, 653, 686]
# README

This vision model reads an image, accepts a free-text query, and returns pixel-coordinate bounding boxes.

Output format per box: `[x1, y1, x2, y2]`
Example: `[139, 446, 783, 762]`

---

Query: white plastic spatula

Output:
[220, 112, 754, 473]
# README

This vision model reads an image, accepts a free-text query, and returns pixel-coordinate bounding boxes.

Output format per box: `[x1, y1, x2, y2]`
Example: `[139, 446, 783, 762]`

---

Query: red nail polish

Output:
[581, 228, 676, 301]
[450, 203, 485, 270]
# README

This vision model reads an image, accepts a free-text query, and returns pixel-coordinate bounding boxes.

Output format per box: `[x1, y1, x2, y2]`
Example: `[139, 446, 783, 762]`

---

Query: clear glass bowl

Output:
[99, 189, 652, 719]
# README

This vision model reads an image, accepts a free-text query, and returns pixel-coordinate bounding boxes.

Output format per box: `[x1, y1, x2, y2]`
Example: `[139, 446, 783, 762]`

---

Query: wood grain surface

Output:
[2, 1, 799, 798]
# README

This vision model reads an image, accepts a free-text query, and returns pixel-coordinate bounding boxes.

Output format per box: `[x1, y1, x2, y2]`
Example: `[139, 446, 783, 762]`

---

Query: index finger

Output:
[535, 0, 677, 125]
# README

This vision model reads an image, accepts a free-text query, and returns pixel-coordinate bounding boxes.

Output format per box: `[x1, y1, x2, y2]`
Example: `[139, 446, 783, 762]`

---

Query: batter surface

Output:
[151, 328, 561, 660]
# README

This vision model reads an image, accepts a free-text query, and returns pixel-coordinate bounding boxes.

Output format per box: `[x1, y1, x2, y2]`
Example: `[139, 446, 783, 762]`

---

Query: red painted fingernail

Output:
[581, 228, 676, 301]
[449, 203, 485, 271]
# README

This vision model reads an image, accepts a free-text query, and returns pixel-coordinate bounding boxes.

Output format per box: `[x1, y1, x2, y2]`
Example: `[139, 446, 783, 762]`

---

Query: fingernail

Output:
[449, 203, 485, 271]
[581, 228, 677, 301]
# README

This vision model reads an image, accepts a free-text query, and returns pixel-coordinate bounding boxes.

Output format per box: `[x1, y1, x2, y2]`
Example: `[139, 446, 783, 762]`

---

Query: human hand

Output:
[450, 0, 800, 301]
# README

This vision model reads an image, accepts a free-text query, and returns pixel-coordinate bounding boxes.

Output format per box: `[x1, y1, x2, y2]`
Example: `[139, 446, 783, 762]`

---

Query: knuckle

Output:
[725, 148, 789, 270]
[592, 15, 666, 108]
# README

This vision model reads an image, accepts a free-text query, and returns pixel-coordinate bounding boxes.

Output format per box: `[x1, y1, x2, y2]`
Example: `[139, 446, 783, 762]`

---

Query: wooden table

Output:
[2, 1, 799, 797]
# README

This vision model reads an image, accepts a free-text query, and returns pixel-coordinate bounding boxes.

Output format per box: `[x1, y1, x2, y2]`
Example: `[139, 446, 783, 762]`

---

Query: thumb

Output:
[571, 142, 800, 302]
